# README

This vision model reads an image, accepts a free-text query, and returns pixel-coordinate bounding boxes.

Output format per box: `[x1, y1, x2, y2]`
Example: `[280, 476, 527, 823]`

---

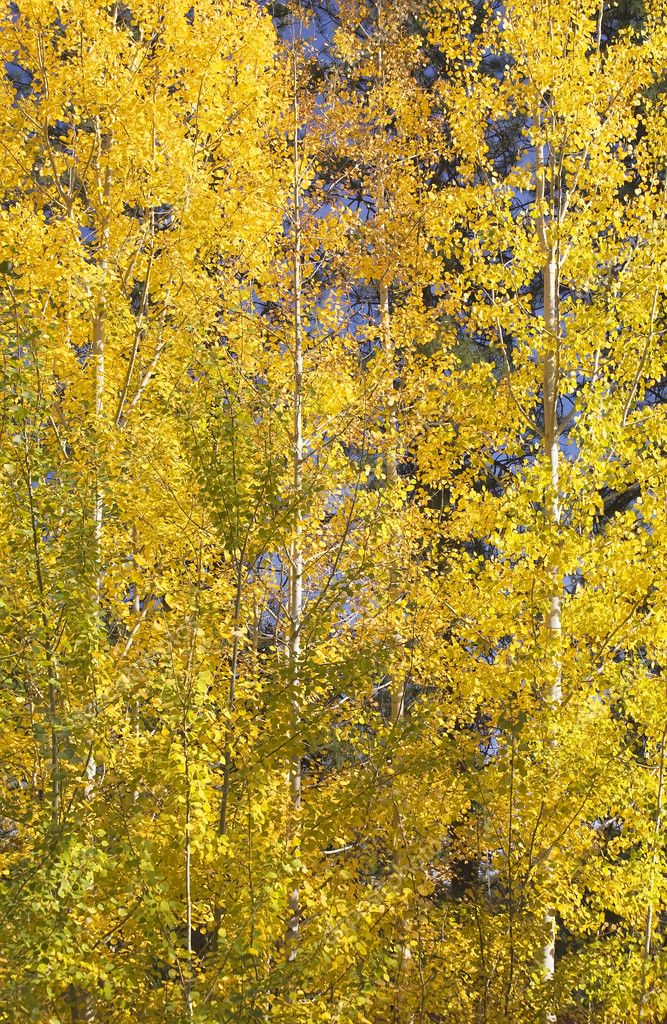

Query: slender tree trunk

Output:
[219, 561, 243, 837]
[92, 307, 104, 597]
[212, 558, 244, 952]
[131, 528, 142, 738]
[70, 126, 111, 1024]
[183, 715, 194, 1018]
[537, 129, 562, 1022]
[380, 278, 398, 489]
[381, 267, 412, 1017]
[376, 1, 403, 850]
[22, 419, 92, 1023]
[23, 449, 60, 825]
[285, 49, 304, 965]
[380, 274, 404, 833]
[182, 559, 200, 1017]
[67, 986, 95, 1023]
[92, 124, 110, 615]
[374, 18, 411, 1009]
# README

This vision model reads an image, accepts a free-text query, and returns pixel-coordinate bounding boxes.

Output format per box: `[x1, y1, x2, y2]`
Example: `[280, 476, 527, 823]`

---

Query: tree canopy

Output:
[1, 0, 667, 1021]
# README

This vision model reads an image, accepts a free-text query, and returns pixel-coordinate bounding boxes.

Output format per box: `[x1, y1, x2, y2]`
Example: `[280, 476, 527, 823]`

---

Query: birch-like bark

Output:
[285, 49, 304, 965]
[183, 691, 194, 1018]
[542, 251, 562, 709]
[92, 118, 109, 616]
[70, 121, 111, 1024]
[381, 266, 412, 1006]
[536, 130, 562, 1022]
[379, 274, 405, 821]
[374, 16, 410, 1005]
[67, 987, 95, 1024]
[375, 0, 404, 848]
[92, 300, 104, 597]
[177, 553, 201, 1016]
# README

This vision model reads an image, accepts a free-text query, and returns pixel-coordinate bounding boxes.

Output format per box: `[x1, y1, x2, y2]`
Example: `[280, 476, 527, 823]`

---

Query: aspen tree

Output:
[285, 35, 305, 966]
[0, 0, 283, 1017]
[420, 0, 667, 1019]
[1, 0, 667, 1020]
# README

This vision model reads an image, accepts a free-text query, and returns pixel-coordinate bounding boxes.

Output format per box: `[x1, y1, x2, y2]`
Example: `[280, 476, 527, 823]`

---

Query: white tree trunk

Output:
[286, 51, 304, 965]
[536, 126, 561, 1022]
